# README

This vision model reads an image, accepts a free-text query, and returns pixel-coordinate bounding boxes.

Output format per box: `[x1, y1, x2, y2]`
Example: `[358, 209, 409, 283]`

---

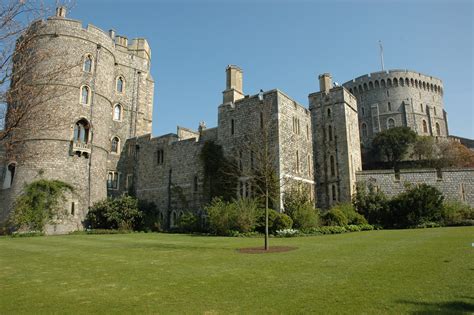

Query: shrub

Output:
[346, 224, 361, 232]
[359, 224, 375, 231]
[441, 201, 474, 226]
[11, 179, 74, 232]
[415, 222, 440, 229]
[283, 185, 319, 230]
[331, 203, 368, 225]
[256, 209, 293, 234]
[205, 197, 259, 235]
[389, 184, 444, 228]
[322, 208, 348, 226]
[353, 182, 391, 227]
[177, 212, 200, 233]
[87, 196, 142, 230]
[137, 200, 162, 232]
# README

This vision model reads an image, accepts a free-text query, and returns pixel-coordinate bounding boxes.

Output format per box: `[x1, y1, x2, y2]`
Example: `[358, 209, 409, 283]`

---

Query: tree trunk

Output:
[265, 186, 269, 250]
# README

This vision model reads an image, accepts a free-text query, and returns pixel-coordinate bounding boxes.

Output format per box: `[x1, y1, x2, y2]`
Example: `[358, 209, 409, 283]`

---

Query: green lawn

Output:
[0, 227, 473, 314]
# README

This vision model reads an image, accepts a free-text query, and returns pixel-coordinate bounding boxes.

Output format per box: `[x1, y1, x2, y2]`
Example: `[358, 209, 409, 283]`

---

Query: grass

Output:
[0, 227, 473, 314]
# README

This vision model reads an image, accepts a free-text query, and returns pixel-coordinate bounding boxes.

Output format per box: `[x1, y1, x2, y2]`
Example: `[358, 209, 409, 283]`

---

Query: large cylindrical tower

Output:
[0, 7, 154, 233]
[343, 70, 448, 149]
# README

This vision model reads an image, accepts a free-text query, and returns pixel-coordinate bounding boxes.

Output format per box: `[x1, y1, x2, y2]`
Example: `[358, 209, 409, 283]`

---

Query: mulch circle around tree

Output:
[237, 246, 298, 254]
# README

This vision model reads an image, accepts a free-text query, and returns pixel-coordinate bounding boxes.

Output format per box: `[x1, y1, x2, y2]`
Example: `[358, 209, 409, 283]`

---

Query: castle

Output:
[0, 8, 471, 233]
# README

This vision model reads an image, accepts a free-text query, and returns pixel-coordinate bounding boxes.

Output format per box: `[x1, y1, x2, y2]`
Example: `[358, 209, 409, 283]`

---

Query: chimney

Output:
[319, 73, 332, 94]
[55, 6, 67, 18]
[109, 29, 116, 39]
[223, 65, 244, 104]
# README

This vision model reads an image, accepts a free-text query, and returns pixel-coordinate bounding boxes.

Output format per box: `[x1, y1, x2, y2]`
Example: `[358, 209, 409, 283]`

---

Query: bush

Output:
[11, 179, 74, 232]
[283, 185, 319, 230]
[389, 184, 444, 228]
[358, 224, 375, 231]
[322, 208, 348, 226]
[176, 212, 200, 233]
[331, 203, 368, 225]
[441, 201, 474, 226]
[346, 224, 361, 232]
[256, 209, 293, 234]
[353, 182, 391, 227]
[415, 222, 440, 229]
[137, 200, 162, 232]
[87, 196, 142, 230]
[205, 197, 259, 235]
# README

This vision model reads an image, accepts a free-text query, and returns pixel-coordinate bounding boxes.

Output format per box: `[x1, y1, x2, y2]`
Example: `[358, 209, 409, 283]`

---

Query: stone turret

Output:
[222, 65, 244, 104]
[319, 73, 332, 94]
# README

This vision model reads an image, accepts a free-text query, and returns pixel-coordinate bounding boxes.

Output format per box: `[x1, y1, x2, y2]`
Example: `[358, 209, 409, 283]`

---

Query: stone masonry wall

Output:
[356, 168, 474, 206]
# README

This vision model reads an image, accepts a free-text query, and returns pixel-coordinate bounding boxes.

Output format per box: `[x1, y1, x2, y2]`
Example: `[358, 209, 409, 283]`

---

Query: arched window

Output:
[410, 78, 414, 86]
[328, 125, 333, 141]
[393, 78, 398, 86]
[111, 137, 120, 154]
[375, 80, 380, 88]
[358, 85, 363, 93]
[436, 122, 440, 136]
[387, 78, 392, 87]
[73, 119, 90, 143]
[388, 102, 392, 111]
[327, 108, 331, 118]
[80, 85, 90, 105]
[363, 83, 368, 91]
[361, 123, 368, 137]
[422, 120, 428, 133]
[113, 104, 122, 121]
[422, 82, 426, 90]
[405, 78, 410, 86]
[83, 54, 93, 72]
[361, 106, 365, 116]
[116, 76, 124, 93]
[399, 78, 404, 86]
[332, 184, 337, 201]
[369, 82, 373, 90]
[330, 155, 336, 176]
[415, 80, 419, 88]
[381, 79, 386, 88]
[2, 163, 16, 189]
[387, 118, 395, 129]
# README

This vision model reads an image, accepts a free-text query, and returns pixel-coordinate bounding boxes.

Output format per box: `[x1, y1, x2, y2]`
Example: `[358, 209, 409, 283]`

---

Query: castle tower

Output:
[0, 8, 154, 233]
[310, 73, 362, 209]
[222, 65, 244, 104]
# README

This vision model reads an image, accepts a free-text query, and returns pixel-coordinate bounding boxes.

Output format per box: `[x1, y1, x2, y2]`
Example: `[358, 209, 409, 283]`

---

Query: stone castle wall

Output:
[343, 70, 448, 149]
[356, 168, 474, 206]
[0, 11, 154, 233]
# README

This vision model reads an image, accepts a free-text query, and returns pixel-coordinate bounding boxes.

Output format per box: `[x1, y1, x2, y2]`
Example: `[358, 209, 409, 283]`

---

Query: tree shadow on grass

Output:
[397, 298, 474, 314]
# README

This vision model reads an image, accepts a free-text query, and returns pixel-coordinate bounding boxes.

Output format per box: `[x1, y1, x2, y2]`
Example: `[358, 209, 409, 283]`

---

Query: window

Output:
[361, 107, 365, 116]
[111, 137, 120, 154]
[327, 108, 331, 118]
[361, 123, 368, 137]
[306, 124, 309, 140]
[80, 85, 90, 105]
[239, 150, 243, 171]
[193, 176, 198, 192]
[422, 120, 428, 133]
[387, 118, 395, 129]
[330, 155, 335, 176]
[250, 150, 254, 170]
[387, 102, 391, 111]
[2, 163, 16, 189]
[292, 117, 300, 134]
[433, 107, 437, 116]
[307, 155, 311, 176]
[296, 150, 300, 173]
[116, 76, 124, 93]
[83, 54, 93, 72]
[107, 171, 119, 189]
[135, 145, 140, 159]
[73, 119, 90, 143]
[231, 119, 234, 135]
[328, 125, 333, 141]
[332, 184, 337, 201]
[71, 202, 75, 216]
[260, 112, 264, 129]
[420, 104, 423, 112]
[157, 149, 164, 165]
[126, 174, 133, 189]
[113, 104, 122, 121]
[436, 122, 440, 136]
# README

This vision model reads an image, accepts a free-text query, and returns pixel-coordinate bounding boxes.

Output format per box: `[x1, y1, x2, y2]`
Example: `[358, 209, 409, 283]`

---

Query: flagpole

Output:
[379, 40, 385, 71]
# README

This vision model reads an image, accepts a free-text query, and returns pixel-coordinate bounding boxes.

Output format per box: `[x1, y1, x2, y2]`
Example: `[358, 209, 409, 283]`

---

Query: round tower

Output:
[342, 70, 448, 150]
[0, 8, 154, 233]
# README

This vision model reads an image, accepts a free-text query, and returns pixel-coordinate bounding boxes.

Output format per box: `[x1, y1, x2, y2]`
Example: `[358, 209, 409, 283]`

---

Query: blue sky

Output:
[66, 0, 472, 138]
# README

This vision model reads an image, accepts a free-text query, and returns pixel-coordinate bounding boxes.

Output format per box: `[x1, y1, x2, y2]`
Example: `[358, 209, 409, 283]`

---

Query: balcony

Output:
[71, 141, 91, 157]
